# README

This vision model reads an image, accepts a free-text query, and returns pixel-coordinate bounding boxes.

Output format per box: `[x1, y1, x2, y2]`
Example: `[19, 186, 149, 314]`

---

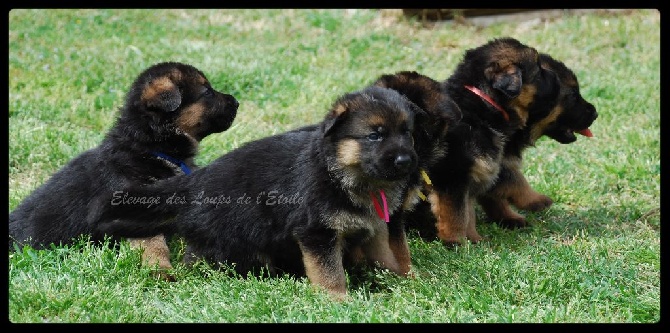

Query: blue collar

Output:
[152, 151, 192, 175]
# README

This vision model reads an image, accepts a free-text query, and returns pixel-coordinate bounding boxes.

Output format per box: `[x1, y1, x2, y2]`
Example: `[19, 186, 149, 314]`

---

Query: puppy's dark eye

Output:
[202, 89, 214, 97]
[367, 132, 383, 142]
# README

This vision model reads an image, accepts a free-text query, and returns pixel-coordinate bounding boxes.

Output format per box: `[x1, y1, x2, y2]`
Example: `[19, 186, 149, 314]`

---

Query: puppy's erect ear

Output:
[141, 76, 182, 112]
[485, 62, 523, 98]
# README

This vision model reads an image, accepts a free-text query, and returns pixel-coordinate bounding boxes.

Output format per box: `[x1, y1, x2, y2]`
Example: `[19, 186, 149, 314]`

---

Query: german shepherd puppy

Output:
[9, 62, 240, 273]
[371, 71, 463, 258]
[476, 51, 598, 230]
[376, 38, 598, 245]
[93, 86, 422, 298]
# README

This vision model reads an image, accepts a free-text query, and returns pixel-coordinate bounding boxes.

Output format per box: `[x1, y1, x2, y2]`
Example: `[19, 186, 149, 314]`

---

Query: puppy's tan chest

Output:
[469, 155, 502, 193]
[327, 209, 389, 239]
[468, 130, 506, 195]
[325, 188, 403, 235]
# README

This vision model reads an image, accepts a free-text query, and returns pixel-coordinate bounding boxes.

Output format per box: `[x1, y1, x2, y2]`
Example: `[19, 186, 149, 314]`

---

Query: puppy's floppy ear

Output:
[439, 97, 463, 128]
[322, 99, 350, 137]
[426, 96, 462, 138]
[404, 99, 428, 124]
[142, 76, 182, 112]
[485, 61, 523, 98]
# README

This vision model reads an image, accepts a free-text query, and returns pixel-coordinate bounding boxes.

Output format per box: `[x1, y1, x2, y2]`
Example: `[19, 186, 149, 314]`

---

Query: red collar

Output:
[464, 85, 510, 122]
[369, 190, 389, 223]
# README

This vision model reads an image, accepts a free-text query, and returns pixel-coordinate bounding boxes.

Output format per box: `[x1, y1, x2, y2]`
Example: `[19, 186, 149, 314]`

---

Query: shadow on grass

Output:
[405, 201, 660, 254]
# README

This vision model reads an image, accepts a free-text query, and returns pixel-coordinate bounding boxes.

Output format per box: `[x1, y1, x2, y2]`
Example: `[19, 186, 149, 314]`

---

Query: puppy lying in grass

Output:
[93, 86, 424, 298]
[9, 62, 239, 278]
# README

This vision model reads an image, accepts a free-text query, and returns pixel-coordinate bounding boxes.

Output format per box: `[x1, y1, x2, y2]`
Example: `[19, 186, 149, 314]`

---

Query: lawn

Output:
[8, 9, 660, 323]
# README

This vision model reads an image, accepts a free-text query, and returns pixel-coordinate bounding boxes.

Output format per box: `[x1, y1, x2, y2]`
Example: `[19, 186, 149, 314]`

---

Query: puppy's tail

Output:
[88, 179, 186, 238]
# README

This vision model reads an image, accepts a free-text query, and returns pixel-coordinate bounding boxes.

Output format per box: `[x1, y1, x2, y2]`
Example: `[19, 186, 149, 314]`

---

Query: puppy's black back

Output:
[97, 86, 422, 280]
[9, 151, 108, 248]
[97, 128, 324, 275]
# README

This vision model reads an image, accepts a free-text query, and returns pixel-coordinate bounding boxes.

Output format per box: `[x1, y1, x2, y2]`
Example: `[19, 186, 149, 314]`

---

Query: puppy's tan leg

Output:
[480, 160, 552, 229]
[478, 194, 527, 229]
[507, 174, 553, 212]
[430, 190, 472, 247]
[464, 198, 483, 243]
[361, 225, 405, 276]
[298, 237, 348, 300]
[345, 245, 366, 266]
[128, 234, 174, 281]
[387, 228, 412, 276]
[388, 190, 423, 275]
[501, 158, 553, 212]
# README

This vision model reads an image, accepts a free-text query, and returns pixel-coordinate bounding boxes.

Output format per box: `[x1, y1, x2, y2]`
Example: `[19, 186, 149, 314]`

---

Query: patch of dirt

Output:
[401, 9, 633, 27]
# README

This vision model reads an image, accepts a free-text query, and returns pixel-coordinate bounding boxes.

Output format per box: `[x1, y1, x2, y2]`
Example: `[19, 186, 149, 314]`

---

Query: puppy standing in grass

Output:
[93, 86, 423, 298]
[375, 38, 598, 245]
[9, 62, 239, 275]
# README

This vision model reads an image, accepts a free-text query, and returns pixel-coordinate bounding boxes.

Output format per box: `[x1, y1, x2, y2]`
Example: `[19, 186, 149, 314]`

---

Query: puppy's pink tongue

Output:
[577, 128, 593, 137]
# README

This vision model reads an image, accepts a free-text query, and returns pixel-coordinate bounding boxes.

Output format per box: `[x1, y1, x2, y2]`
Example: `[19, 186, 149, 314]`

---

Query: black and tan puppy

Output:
[9, 62, 239, 273]
[378, 38, 598, 245]
[371, 71, 462, 260]
[476, 51, 598, 230]
[93, 86, 422, 298]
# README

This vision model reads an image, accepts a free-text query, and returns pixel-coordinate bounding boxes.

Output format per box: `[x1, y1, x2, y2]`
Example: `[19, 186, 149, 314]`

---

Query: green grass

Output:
[8, 9, 660, 323]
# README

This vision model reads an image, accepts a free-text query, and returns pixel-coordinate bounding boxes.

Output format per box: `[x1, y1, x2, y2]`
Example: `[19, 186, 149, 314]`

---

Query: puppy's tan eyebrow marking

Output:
[366, 115, 386, 129]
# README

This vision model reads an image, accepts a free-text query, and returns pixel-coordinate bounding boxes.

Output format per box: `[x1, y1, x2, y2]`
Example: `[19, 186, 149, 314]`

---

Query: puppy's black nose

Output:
[394, 154, 413, 171]
[589, 105, 598, 122]
[225, 94, 239, 109]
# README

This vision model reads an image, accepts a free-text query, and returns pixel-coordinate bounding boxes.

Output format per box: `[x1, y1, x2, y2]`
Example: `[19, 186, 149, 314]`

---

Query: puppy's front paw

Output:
[523, 194, 553, 212]
[440, 236, 469, 249]
[441, 236, 483, 248]
[327, 290, 352, 302]
[467, 234, 484, 244]
[152, 269, 177, 282]
[496, 217, 529, 229]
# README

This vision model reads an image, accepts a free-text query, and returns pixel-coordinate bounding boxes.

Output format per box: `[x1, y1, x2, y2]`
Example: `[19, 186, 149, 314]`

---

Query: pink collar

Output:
[369, 190, 389, 223]
[464, 85, 510, 122]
